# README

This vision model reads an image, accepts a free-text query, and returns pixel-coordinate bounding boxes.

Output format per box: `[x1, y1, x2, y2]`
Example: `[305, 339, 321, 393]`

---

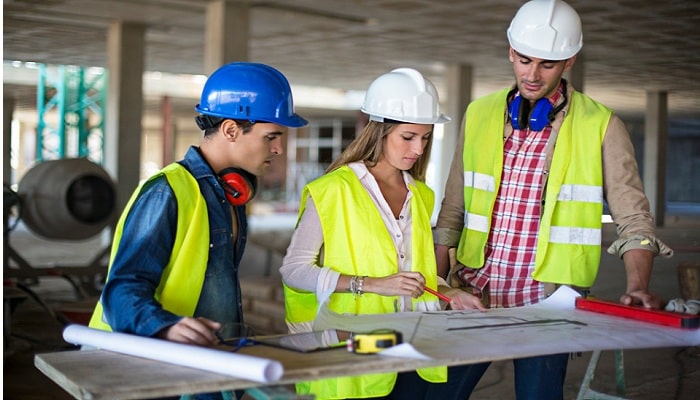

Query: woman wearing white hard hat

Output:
[431, 1, 673, 399]
[281, 67, 453, 399]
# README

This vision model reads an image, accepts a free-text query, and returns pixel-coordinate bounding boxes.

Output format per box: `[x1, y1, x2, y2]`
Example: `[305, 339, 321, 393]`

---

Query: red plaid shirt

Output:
[458, 88, 564, 308]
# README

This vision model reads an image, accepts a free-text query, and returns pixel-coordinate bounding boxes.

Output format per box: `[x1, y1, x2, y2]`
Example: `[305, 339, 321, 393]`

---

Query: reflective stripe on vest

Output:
[464, 171, 496, 192]
[549, 227, 601, 245]
[89, 163, 209, 331]
[557, 184, 603, 203]
[284, 166, 445, 398]
[549, 184, 604, 245]
[465, 212, 489, 233]
[462, 171, 496, 233]
[456, 89, 611, 287]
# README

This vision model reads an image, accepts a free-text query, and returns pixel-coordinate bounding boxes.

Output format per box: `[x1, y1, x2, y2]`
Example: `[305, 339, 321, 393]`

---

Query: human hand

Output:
[445, 288, 487, 311]
[621, 249, 658, 309]
[157, 317, 222, 346]
[620, 290, 662, 310]
[365, 272, 426, 297]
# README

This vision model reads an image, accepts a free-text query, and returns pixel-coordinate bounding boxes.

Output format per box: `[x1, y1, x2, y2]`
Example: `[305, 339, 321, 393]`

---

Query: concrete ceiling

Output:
[4, 0, 700, 117]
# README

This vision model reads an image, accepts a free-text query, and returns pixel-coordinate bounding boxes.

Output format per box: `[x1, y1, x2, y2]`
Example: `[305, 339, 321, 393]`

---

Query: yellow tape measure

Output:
[346, 329, 403, 354]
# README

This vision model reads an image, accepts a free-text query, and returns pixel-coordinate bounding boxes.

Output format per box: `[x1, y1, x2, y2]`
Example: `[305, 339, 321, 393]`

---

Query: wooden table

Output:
[34, 288, 700, 400]
[35, 342, 448, 400]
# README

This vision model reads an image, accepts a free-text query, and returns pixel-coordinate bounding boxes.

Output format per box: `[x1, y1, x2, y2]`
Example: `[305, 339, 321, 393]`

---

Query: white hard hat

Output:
[361, 68, 451, 124]
[507, 0, 583, 60]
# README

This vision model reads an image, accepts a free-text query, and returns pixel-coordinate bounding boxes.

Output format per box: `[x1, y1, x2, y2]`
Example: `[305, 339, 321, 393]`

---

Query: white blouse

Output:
[279, 162, 417, 315]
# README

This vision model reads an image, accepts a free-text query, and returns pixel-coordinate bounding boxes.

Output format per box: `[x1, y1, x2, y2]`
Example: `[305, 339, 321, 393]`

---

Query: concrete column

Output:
[161, 96, 175, 166]
[569, 51, 585, 91]
[4, 95, 15, 184]
[643, 91, 668, 227]
[3, 95, 13, 271]
[431, 64, 472, 215]
[204, 0, 249, 74]
[105, 21, 145, 211]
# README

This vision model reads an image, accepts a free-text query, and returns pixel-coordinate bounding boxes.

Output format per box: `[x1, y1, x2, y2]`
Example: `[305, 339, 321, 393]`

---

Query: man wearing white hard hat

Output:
[281, 67, 453, 399]
[431, 1, 673, 398]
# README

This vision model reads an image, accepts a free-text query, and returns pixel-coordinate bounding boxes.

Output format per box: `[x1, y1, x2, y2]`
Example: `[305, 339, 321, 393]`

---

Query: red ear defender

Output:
[218, 167, 257, 206]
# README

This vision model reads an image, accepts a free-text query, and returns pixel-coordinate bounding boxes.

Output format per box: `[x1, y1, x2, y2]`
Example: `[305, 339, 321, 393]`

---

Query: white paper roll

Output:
[63, 324, 283, 383]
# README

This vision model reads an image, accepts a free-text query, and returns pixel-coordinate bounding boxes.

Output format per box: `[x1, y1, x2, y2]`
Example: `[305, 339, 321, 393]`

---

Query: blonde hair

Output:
[326, 121, 433, 181]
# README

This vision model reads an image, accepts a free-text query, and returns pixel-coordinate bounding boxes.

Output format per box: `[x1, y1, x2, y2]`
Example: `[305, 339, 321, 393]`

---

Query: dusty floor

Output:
[3, 217, 700, 399]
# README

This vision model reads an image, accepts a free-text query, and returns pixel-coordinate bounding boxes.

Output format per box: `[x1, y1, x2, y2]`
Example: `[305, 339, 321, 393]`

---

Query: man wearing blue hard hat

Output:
[89, 62, 307, 399]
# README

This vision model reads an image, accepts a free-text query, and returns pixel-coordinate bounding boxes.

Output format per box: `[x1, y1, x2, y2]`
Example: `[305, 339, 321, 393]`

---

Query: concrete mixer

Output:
[4, 158, 117, 298]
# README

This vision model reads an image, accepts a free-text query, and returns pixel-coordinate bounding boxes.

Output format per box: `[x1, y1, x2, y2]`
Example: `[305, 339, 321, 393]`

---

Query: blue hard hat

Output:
[195, 62, 308, 128]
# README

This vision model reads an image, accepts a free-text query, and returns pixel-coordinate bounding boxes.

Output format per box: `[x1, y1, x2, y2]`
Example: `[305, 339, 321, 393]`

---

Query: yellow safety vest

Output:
[89, 163, 210, 330]
[283, 166, 445, 399]
[457, 89, 611, 287]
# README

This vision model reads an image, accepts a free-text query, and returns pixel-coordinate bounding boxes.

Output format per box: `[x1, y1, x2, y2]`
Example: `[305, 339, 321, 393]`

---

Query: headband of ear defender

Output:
[218, 167, 258, 206]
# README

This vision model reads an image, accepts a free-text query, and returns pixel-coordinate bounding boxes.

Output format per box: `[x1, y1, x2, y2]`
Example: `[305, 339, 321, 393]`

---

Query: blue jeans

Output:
[425, 353, 569, 400]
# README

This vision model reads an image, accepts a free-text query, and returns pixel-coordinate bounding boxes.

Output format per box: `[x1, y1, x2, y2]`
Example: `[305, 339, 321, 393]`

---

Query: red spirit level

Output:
[575, 297, 700, 329]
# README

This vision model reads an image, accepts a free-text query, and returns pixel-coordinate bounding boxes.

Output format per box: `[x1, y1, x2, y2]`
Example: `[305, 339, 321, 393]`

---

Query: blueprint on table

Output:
[313, 286, 700, 362]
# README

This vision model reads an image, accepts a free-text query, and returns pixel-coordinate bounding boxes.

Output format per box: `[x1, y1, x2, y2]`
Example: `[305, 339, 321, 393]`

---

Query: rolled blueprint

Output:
[63, 324, 283, 383]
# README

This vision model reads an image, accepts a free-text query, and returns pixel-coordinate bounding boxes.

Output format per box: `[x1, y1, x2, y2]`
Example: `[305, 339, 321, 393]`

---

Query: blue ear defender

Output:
[528, 98, 555, 131]
[508, 95, 553, 131]
[507, 80, 568, 131]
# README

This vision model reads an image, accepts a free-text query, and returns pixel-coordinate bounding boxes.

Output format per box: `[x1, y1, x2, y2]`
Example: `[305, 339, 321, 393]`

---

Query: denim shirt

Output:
[101, 146, 248, 337]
